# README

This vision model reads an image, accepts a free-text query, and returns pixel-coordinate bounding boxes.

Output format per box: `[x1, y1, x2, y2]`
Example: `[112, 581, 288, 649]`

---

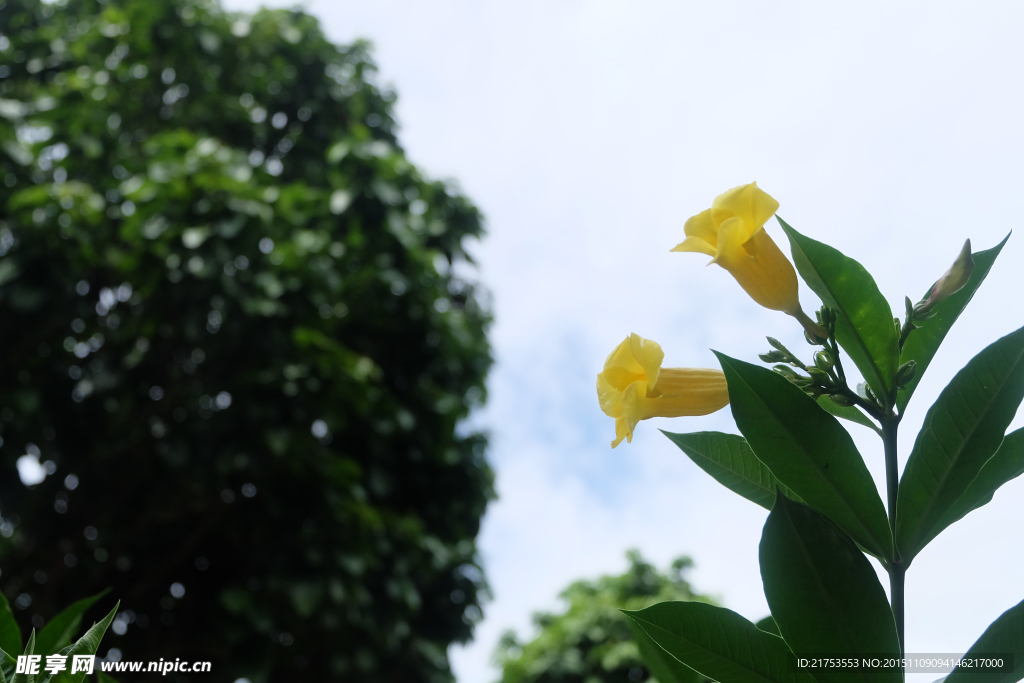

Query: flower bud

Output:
[804, 328, 823, 346]
[773, 365, 800, 379]
[766, 337, 792, 355]
[759, 351, 787, 364]
[827, 393, 855, 408]
[807, 367, 833, 385]
[896, 360, 917, 387]
[856, 382, 877, 403]
[814, 350, 834, 372]
[915, 240, 974, 315]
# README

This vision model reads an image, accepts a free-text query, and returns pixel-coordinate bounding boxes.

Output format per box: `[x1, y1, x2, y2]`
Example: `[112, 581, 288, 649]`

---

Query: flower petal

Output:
[711, 216, 750, 267]
[611, 416, 630, 448]
[619, 379, 649, 443]
[711, 182, 779, 232]
[670, 236, 716, 257]
[717, 227, 801, 314]
[597, 372, 624, 418]
[628, 333, 664, 395]
[682, 209, 719, 247]
[648, 367, 730, 415]
[604, 336, 643, 374]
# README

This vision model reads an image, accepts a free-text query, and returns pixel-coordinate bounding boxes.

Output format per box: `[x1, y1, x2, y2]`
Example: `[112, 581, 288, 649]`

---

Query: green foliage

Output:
[34, 590, 107, 660]
[945, 598, 1024, 683]
[815, 394, 879, 434]
[624, 602, 814, 683]
[50, 603, 118, 683]
[754, 615, 780, 636]
[0, 0, 493, 680]
[0, 593, 116, 683]
[897, 235, 1009, 413]
[0, 594, 21, 664]
[713, 352, 891, 560]
[930, 428, 1024, 542]
[780, 218, 900, 406]
[758, 495, 899, 683]
[897, 325, 1024, 562]
[662, 431, 800, 511]
[9, 630, 33, 683]
[625, 620, 702, 683]
[495, 552, 712, 683]
[892, 323, 1024, 565]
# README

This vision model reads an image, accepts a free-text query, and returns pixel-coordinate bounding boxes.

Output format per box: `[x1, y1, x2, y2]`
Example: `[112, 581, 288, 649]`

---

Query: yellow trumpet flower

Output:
[597, 334, 729, 448]
[672, 182, 826, 338]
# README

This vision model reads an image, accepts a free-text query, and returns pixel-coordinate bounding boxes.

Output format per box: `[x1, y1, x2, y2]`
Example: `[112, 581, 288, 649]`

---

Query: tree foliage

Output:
[0, 0, 493, 680]
[495, 552, 713, 683]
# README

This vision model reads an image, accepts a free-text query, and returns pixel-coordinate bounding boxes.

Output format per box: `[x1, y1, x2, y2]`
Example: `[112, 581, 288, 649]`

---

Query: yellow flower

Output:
[597, 334, 729, 448]
[672, 182, 826, 338]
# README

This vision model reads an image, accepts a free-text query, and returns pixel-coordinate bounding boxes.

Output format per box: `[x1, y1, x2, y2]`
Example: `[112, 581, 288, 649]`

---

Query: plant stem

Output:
[882, 414, 905, 655]
[822, 336, 884, 423]
[826, 338, 847, 384]
[890, 563, 906, 657]
[899, 318, 915, 351]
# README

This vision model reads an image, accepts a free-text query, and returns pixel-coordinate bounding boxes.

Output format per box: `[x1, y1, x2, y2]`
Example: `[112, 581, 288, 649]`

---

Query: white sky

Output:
[223, 1, 1024, 680]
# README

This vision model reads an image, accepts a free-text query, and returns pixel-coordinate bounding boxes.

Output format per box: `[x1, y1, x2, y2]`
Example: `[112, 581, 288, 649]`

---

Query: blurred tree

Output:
[0, 0, 493, 680]
[495, 552, 714, 683]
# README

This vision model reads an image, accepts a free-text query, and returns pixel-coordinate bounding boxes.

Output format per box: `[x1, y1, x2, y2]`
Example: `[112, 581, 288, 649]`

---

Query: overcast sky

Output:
[223, 1, 1024, 680]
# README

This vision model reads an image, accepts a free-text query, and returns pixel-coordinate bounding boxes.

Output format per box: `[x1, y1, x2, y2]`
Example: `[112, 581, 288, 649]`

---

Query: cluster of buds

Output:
[759, 336, 837, 400]
[803, 306, 836, 346]
[759, 305, 868, 409]
[761, 305, 918, 415]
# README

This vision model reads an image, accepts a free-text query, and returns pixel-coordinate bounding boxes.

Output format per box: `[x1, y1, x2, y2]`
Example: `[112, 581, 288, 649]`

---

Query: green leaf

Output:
[0, 647, 12, 683]
[0, 594, 22, 665]
[715, 352, 892, 560]
[35, 591, 109, 657]
[662, 431, 801, 510]
[755, 616, 781, 636]
[919, 428, 1024, 552]
[898, 235, 1009, 413]
[625, 616, 702, 683]
[816, 395, 880, 434]
[623, 602, 816, 683]
[759, 494, 901, 683]
[896, 325, 1024, 563]
[49, 603, 117, 683]
[779, 217, 900, 405]
[11, 630, 36, 683]
[944, 598, 1024, 683]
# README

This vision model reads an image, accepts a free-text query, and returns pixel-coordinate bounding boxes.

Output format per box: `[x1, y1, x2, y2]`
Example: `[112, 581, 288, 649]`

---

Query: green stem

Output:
[823, 335, 884, 423]
[899, 319, 914, 350]
[890, 564, 906, 657]
[834, 385, 883, 422]
[882, 414, 905, 656]
[826, 338, 847, 384]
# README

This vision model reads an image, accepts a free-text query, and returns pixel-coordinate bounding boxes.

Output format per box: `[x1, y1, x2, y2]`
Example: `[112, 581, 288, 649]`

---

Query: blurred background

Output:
[2, 0, 1024, 682]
